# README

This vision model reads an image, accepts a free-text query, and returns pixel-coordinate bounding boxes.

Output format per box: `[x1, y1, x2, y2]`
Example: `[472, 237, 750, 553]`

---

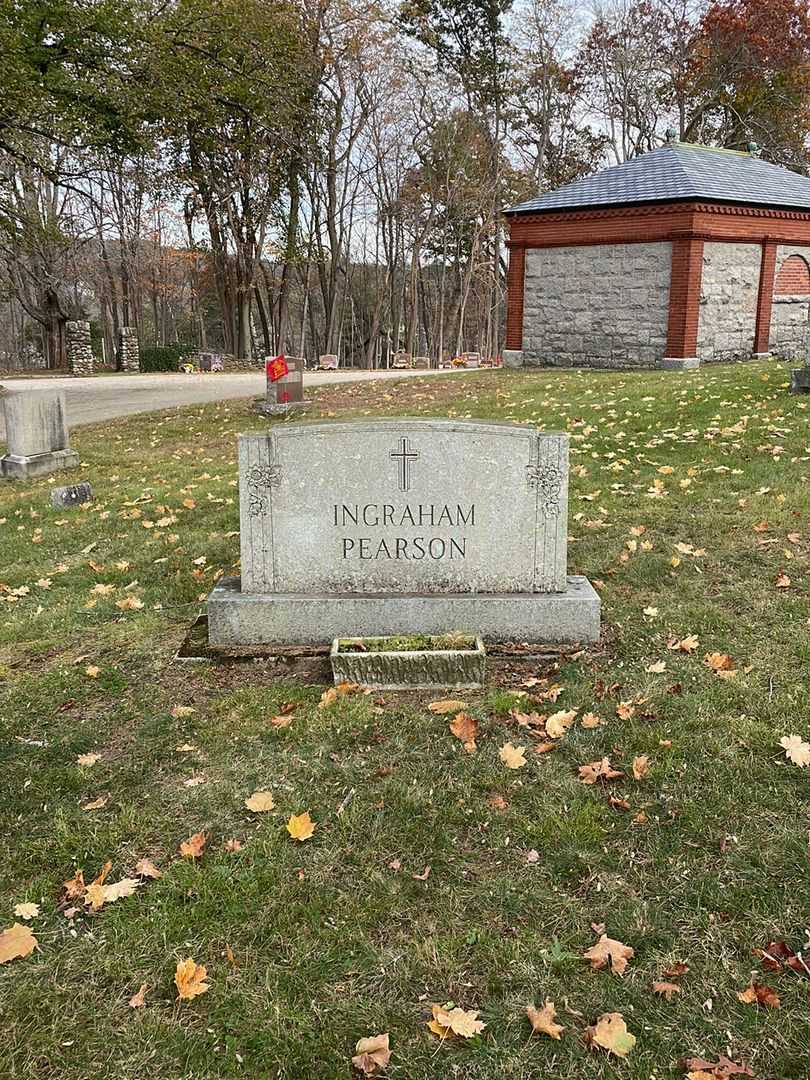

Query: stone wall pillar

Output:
[118, 327, 140, 372]
[662, 238, 704, 370]
[65, 320, 94, 376]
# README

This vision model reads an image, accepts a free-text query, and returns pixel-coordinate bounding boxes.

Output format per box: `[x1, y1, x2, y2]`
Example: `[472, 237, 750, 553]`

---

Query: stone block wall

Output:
[65, 320, 93, 376]
[696, 242, 760, 362]
[118, 327, 140, 371]
[769, 245, 810, 360]
[522, 242, 672, 368]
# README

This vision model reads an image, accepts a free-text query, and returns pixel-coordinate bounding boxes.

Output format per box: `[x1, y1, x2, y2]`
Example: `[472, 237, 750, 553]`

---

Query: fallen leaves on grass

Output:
[581, 712, 602, 728]
[632, 755, 651, 780]
[351, 1032, 391, 1075]
[583, 934, 635, 975]
[77, 752, 101, 767]
[319, 682, 361, 708]
[62, 869, 86, 900]
[85, 877, 140, 911]
[171, 705, 196, 718]
[286, 812, 315, 841]
[174, 958, 210, 1001]
[0, 923, 37, 964]
[412, 865, 431, 881]
[668, 634, 699, 654]
[526, 1000, 564, 1039]
[13, 903, 39, 920]
[585, 1012, 636, 1057]
[754, 939, 810, 976]
[737, 978, 780, 1008]
[775, 571, 791, 589]
[428, 698, 467, 713]
[245, 790, 276, 812]
[652, 980, 681, 1000]
[704, 652, 738, 678]
[134, 858, 162, 879]
[427, 1003, 485, 1040]
[129, 983, 149, 1008]
[646, 659, 667, 673]
[780, 734, 810, 767]
[545, 709, 577, 738]
[682, 1055, 753, 1077]
[179, 831, 208, 859]
[449, 712, 478, 752]
[487, 793, 508, 810]
[578, 758, 624, 784]
[499, 742, 527, 769]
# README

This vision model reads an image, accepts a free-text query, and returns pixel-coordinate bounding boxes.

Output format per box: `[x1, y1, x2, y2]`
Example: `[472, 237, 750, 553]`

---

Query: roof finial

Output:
[665, 128, 679, 145]
[747, 141, 762, 158]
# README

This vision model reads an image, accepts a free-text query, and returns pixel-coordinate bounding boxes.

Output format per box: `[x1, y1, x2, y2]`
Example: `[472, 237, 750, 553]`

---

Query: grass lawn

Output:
[1, 361, 809, 1079]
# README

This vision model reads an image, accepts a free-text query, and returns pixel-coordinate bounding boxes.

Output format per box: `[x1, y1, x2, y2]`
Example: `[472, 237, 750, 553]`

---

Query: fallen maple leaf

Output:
[179, 831, 208, 859]
[77, 752, 101, 767]
[0, 923, 37, 964]
[487, 793, 508, 810]
[84, 665, 100, 678]
[546, 709, 577, 738]
[245, 790, 276, 812]
[134, 858, 162, 879]
[428, 698, 467, 713]
[645, 659, 667, 673]
[652, 980, 681, 1000]
[526, 1000, 564, 1039]
[351, 1032, 391, 1075]
[668, 634, 699, 653]
[449, 712, 478, 752]
[682, 1055, 753, 1077]
[174, 957, 210, 1000]
[319, 682, 361, 708]
[663, 961, 690, 978]
[754, 939, 810, 976]
[775, 571, 791, 588]
[62, 869, 86, 899]
[780, 734, 810, 767]
[428, 1003, 485, 1039]
[704, 652, 737, 677]
[129, 983, 149, 1008]
[737, 978, 780, 1008]
[578, 757, 624, 784]
[286, 812, 316, 841]
[13, 902, 39, 920]
[616, 701, 635, 720]
[499, 742, 527, 769]
[270, 714, 294, 728]
[632, 754, 650, 780]
[581, 712, 602, 728]
[585, 1011, 636, 1057]
[171, 705, 196, 718]
[583, 934, 635, 975]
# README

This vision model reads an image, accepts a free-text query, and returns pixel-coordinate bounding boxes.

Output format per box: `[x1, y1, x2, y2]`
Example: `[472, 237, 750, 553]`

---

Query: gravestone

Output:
[790, 363, 810, 393]
[259, 356, 309, 416]
[319, 353, 338, 370]
[50, 481, 93, 508]
[207, 419, 600, 646]
[0, 391, 80, 479]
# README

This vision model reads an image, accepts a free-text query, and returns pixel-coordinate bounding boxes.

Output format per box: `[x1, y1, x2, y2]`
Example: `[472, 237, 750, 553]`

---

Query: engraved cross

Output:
[390, 436, 419, 492]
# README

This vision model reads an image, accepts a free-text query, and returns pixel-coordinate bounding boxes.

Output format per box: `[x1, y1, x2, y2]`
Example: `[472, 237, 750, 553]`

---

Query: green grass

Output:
[1, 362, 809, 1079]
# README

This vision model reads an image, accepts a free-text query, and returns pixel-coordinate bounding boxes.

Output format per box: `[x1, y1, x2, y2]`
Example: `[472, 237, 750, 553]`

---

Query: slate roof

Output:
[505, 142, 810, 215]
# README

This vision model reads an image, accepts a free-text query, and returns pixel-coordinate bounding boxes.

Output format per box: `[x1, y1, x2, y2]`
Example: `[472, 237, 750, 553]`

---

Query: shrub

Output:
[140, 343, 194, 372]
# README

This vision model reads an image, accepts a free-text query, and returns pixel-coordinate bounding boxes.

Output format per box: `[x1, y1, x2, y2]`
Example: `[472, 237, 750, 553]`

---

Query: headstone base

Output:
[0, 448, 79, 479]
[660, 356, 700, 370]
[207, 575, 600, 648]
[790, 368, 810, 393]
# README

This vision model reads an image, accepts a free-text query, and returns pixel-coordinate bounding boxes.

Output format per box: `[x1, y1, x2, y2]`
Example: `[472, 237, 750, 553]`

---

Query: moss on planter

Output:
[338, 633, 476, 653]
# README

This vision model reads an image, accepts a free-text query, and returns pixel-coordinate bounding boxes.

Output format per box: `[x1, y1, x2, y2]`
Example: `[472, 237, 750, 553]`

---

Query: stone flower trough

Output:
[330, 634, 486, 690]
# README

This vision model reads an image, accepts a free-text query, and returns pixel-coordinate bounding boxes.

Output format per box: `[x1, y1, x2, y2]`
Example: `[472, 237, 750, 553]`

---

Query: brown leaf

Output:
[704, 652, 737, 677]
[270, 714, 294, 728]
[652, 980, 681, 1000]
[668, 634, 699, 653]
[585, 1011, 636, 1057]
[224, 838, 244, 853]
[351, 1032, 391, 1075]
[62, 869, 86, 899]
[0, 923, 37, 964]
[526, 1000, 564, 1039]
[319, 682, 361, 708]
[487, 793, 508, 810]
[134, 858, 162, 879]
[449, 712, 478, 752]
[682, 1056, 753, 1077]
[581, 712, 603, 728]
[632, 754, 651, 780]
[174, 957, 210, 1000]
[428, 698, 467, 714]
[81, 795, 108, 811]
[737, 978, 780, 1008]
[179, 831, 208, 859]
[578, 757, 624, 784]
[128, 983, 149, 1008]
[775, 570, 791, 588]
[663, 961, 690, 978]
[77, 752, 101, 767]
[583, 934, 635, 976]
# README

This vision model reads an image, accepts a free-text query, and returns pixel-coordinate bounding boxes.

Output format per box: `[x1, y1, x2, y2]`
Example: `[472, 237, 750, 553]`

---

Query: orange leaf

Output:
[583, 933, 635, 975]
[578, 758, 624, 784]
[526, 1000, 564, 1039]
[174, 957, 210, 1001]
[351, 1032, 391, 1075]
[0, 923, 37, 964]
[179, 831, 208, 859]
[449, 712, 478, 752]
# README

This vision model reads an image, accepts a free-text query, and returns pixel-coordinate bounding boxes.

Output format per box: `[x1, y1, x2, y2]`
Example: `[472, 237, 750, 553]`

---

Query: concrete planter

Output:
[330, 636, 485, 690]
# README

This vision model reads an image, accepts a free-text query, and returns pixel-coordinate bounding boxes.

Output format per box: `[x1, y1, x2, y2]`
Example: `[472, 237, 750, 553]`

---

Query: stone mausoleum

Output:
[503, 139, 810, 370]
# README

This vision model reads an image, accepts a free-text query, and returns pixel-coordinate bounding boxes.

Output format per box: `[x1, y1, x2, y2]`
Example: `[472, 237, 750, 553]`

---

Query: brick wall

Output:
[522, 242, 672, 368]
[696, 242, 761, 361]
[770, 246, 810, 359]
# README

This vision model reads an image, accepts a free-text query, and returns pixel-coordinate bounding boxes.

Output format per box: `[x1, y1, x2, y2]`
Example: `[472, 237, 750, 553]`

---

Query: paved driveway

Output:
[0, 367, 474, 441]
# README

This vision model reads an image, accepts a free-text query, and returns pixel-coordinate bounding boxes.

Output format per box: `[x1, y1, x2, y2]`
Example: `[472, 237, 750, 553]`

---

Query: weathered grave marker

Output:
[50, 481, 93, 508]
[1, 391, 80, 479]
[207, 419, 600, 645]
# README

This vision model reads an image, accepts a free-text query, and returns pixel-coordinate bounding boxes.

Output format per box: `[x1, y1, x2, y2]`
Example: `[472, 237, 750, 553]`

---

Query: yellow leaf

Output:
[286, 811, 316, 841]
[13, 902, 39, 920]
[351, 1032, 391, 1075]
[545, 709, 577, 739]
[526, 1000, 564, 1039]
[0, 923, 37, 964]
[245, 790, 276, 813]
[428, 698, 467, 714]
[583, 933, 635, 975]
[129, 983, 149, 1008]
[780, 734, 810, 767]
[586, 1011, 636, 1057]
[449, 712, 478, 752]
[429, 1003, 485, 1038]
[499, 742, 527, 769]
[174, 957, 210, 1000]
[84, 665, 100, 678]
[171, 705, 196, 718]
[179, 831, 208, 859]
[632, 755, 650, 780]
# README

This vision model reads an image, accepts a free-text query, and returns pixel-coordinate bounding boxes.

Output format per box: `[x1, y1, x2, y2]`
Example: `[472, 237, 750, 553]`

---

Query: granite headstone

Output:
[1, 391, 80, 479]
